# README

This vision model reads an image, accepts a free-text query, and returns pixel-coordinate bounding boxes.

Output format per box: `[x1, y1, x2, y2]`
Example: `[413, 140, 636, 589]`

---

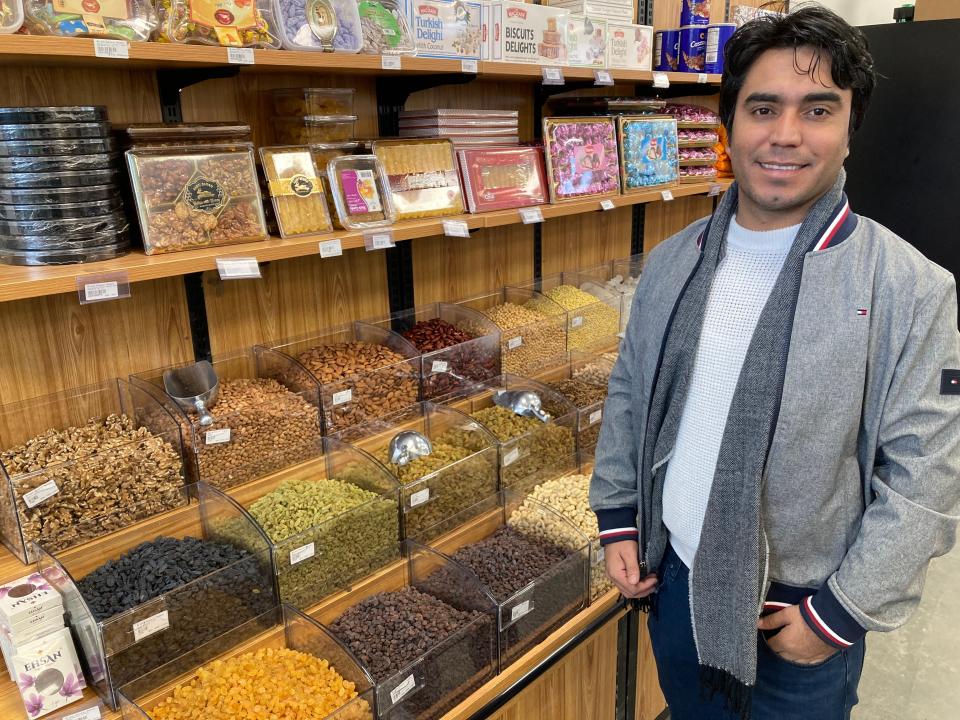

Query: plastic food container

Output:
[24, 0, 157, 39]
[357, 0, 416, 55]
[274, 0, 363, 52]
[457, 146, 548, 214]
[327, 154, 396, 230]
[399, 109, 519, 121]
[0, 122, 111, 142]
[0, 136, 117, 158]
[271, 87, 356, 116]
[680, 164, 718, 182]
[260, 145, 333, 238]
[618, 115, 679, 193]
[533, 350, 614, 453]
[273, 114, 357, 144]
[0, 196, 122, 222]
[126, 146, 268, 255]
[0, 0, 24, 33]
[543, 117, 620, 202]
[545, 96, 666, 116]
[310, 140, 361, 171]
[0, 228, 129, 251]
[156, 0, 281, 47]
[372, 138, 464, 220]
[0, 153, 119, 173]
[0, 168, 120, 189]
[118, 123, 252, 147]
[0, 212, 128, 237]
[0, 184, 119, 206]
[0, 242, 129, 266]
[0, 106, 107, 124]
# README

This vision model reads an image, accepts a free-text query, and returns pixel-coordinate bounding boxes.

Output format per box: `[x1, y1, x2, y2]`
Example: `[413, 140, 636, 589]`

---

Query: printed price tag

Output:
[23, 480, 59, 509]
[589, 409, 603, 425]
[132, 611, 169, 643]
[571, 316, 584, 328]
[205, 429, 231, 445]
[409, 488, 431, 508]
[594, 69, 614, 86]
[520, 207, 543, 224]
[94, 39, 129, 59]
[600, 199, 615, 211]
[77, 272, 130, 305]
[708, 183, 722, 197]
[381, 55, 402, 70]
[84, 281, 119, 302]
[290, 543, 315, 566]
[443, 219, 470, 238]
[507, 336, 522, 350]
[461, 59, 478, 73]
[431, 360, 449, 373]
[365, 231, 395, 250]
[319, 239, 343, 258]
[697, 73, 709, 84]
[660, 189, 674, 202]
[542, 66, 564, 85]
[332, 389, 353, 406]
[63, 707, 102, 720]
[227, 47, 255, 65]
[653, 72, 670, 88]
[216, 257, 261, 279]
[390, 675, 417, 704]
[510, 600, 532, 622]
[503, 448, 520, 466]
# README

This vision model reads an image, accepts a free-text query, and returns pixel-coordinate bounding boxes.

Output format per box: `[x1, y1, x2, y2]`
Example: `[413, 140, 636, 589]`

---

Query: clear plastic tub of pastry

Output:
[357, 0, 416, 55]
[0, 241, 130, 265]
[270, 87, 356, 116]
[156, 0, 280, 47]
[0, 136, 118, 158]
[0, 0, 24, 33]
[24, 0, 157, 40]
[259, 145, 332, 238]
[0, 106, 107, 124]
[0, 228, 129, 251]
[0, 122, 112, 142]
[0, 196, 123, 222]
[0, 184, 119, 205]
[371, 138, 464, 221]
[272, 115, 357, 144]
[398, 109, 519, 121]
[326, 154, 396, 230]
[309, 140, 361, 172]
[0, 152, 119, 173]
[0, 211, 128, 237]
[126, 145, 268, 255]
[0, 168, 120, 189]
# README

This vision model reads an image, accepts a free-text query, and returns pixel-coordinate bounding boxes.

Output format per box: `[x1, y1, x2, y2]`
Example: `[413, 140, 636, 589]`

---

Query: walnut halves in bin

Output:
[126, 145, 268, 255]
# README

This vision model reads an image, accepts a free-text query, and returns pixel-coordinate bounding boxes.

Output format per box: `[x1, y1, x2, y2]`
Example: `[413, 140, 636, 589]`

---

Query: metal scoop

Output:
[389, 431, 433, 466]
[163, 361, 220, 428]
[493, 390, 551, 422]
[305, 0, 339, 51]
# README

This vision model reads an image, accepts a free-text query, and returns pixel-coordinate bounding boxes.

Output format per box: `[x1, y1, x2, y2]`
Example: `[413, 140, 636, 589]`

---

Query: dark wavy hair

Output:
[719, 4, 877, 140]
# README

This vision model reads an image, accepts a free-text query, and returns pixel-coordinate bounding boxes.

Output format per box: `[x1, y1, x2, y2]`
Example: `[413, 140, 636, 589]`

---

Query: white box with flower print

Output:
[12, 627, 86, 718]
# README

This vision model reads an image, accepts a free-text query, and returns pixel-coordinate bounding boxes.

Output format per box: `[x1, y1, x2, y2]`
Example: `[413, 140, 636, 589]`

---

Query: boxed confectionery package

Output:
[405, 0, 484, 59]
[485, 1, 569, 64]
[565, 15, 607, 68]
[607, 23, 653, 70]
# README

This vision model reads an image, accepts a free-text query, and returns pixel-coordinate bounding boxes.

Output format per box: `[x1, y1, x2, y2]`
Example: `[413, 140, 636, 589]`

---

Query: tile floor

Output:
[853, 548, 960, 719]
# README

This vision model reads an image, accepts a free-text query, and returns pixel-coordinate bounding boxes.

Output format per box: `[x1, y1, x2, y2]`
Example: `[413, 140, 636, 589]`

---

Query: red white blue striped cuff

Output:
[595, 507, 640, 546]
[798, 583, 867, 650]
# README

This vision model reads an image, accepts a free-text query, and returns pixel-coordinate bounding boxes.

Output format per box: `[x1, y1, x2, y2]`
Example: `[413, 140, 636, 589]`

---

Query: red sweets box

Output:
[457, 146, 548, 213]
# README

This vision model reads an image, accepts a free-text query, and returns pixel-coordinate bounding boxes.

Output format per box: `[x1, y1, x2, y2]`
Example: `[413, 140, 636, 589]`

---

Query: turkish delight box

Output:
[607, 23, 653, 70]
[487, 1, 569, 65]
[565, 15, 607, 68]
[405, 0, 484, 59]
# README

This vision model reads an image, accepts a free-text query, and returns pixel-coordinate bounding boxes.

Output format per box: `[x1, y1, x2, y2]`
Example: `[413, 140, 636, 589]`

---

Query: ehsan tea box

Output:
[486, 1, 569, 65]
[607, 23, 654, 70]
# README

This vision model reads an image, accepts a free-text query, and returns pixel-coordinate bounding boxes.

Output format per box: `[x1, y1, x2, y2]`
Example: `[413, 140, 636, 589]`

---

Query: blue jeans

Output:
[647, 545, 865, 720]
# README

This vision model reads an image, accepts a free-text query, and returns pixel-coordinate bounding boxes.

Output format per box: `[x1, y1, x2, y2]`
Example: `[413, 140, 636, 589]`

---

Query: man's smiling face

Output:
[726, 46, 853, 230]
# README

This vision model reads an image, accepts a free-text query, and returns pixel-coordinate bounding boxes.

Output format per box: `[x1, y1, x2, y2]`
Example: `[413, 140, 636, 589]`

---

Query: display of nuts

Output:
[546, 378, 607, 452]
[402, 319, 500, 399]
[0, 414, 184, 563]
[531, 285, 620, 351]
[573, 360, 613, 387]
[480, 303, 567, 376]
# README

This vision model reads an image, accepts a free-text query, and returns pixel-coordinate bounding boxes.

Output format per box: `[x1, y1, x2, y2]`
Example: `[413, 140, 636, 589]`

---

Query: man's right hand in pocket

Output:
[604, 540, 658, 599]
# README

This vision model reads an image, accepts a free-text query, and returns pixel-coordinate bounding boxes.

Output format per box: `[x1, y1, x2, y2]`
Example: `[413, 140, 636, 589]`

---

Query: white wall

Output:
[813, 0, 901, 25]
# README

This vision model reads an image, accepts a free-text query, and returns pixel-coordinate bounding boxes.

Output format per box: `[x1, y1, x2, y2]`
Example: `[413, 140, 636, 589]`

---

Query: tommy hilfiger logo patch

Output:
[941, 370, 960, 395]
[856, 308, 868, 316]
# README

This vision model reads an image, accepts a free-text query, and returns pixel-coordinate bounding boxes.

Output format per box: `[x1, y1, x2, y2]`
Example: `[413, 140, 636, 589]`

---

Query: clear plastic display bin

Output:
[364, 302, 501, 400]
[317, 542, 497, 720]
[118, 605, 375, 720]
[446, 374, 578, 494]
[533, 351, 613, 454]
[454, 288, 568, 377]
[130, 348, 322, 491]
[414, 490, 589, 669]
[221, 437, 401, 610]
[333, 403, 499, 543]
[610, 254, 644, 331]
[37, 483, 277, 709]
[0, 379, 186, 565]
[511, 273, 621, 352]
[264, 322, 421, 435]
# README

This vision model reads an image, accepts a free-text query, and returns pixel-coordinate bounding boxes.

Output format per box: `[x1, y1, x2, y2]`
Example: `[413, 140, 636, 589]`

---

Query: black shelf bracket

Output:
[156, 67, 240, 124]
[183, 272, 213, 363]
[631, 204, 646, 257]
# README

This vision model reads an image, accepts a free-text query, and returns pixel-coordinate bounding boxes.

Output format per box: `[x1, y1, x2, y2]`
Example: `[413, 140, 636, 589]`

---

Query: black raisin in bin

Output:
[35, 482, 277, 709]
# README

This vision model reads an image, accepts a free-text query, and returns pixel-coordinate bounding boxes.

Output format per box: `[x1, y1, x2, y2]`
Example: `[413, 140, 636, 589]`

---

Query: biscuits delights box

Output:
[484, 1, 569, 64]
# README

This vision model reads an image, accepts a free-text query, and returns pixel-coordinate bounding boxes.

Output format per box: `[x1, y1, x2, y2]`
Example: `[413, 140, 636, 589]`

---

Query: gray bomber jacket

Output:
[590, 192, 960, 650]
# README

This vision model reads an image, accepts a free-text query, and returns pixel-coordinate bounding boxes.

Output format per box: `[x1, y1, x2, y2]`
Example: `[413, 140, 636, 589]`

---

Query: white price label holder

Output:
[653, 72, 670, 88]
[507, 336, 523, 350]
[290, 543, 316, 565]
[93, 39, 129, 59]
[708, 183, 722, 197]
[500, 591, 536, 630]
[364, 231, 395, 250]
[216, 257, 261, 279]
[205, 428, 231, 445]
[62, 702, 104, 720]
[332, 389, 353, 406]
[409, 488, 431, 508]
[443, 219, 470, 238]
[595, 546, 605, 565]
[77, 271, 130, 305]
[588, 409, 602, 426]
[431, 360, 449, 373]
[461, 58, 478, 73]
[23, 480, 59, 509]
[571, 315, 584, 328]
[594, 69, 614, 86]
[697, 73, 709, 84]
[660, 189, 674, 202]
[227, 47, 255, 65]
[600, 199, 615, 211]
[381, 55, 402, 70]
[541, 66, 564, 85]
[132, 610, 170, 643]
[520, 206, 543, 224]
[379, 668, 424, 711]
[319, 238, 343, 258]
[502, 447, 520, 466]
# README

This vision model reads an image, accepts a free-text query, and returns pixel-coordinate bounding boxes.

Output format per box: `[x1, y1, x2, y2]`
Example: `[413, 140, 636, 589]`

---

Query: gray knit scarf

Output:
[641, 171, 847, 718]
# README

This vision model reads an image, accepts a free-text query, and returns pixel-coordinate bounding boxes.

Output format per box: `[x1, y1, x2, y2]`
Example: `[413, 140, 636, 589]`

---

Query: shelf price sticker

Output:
[409, 488, 431, 508]
[708, 183, 722, 197]
[502, 447, 520, 467]
[332, 389, 353, 406]
[227, 47, 255, 65]
[510, 599, 533, 623]
[23, 480, 59, 509]
[653, 72, 670, 88]
[319, 239, 343, 258]
[93, 39, 129, 59]
[571, 315, 584, 328]
[594, 69, 614, 86]
[588, 409, 602, 426]
[660, 189, 674, 202]
[431, 360, 449, 373]
[381, 55, 402, 70]
[364, 231, 395, 251]
[443, 219, 470, 238]
[461, 58, 478, 73]
[520, 206, 543, 224]
[77, 271, 130, 305]
[133, 611, 170, 643]
[389, 674, 417, 705]
[216, 257, 261, 279]
[290, 543, 315, 566]
[697, 73, 709, 84]
[63, 707, 103, 720]
[205, 428, 231, 445]
[507, 336, 523, 350]
[542, 66, 564, 85]
[600, 199, 615, 211]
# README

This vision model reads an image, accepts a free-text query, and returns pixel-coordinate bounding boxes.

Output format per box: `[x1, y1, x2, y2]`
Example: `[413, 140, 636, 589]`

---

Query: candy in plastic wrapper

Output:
[617, 115, 679, 193]
[543, 117, 620, 202]
[24, 0, 157, 39]
[156, 0, 280, 47]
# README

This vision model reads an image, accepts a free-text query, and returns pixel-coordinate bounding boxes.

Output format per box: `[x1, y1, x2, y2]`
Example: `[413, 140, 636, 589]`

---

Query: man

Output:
[590, 6, 960, 720]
